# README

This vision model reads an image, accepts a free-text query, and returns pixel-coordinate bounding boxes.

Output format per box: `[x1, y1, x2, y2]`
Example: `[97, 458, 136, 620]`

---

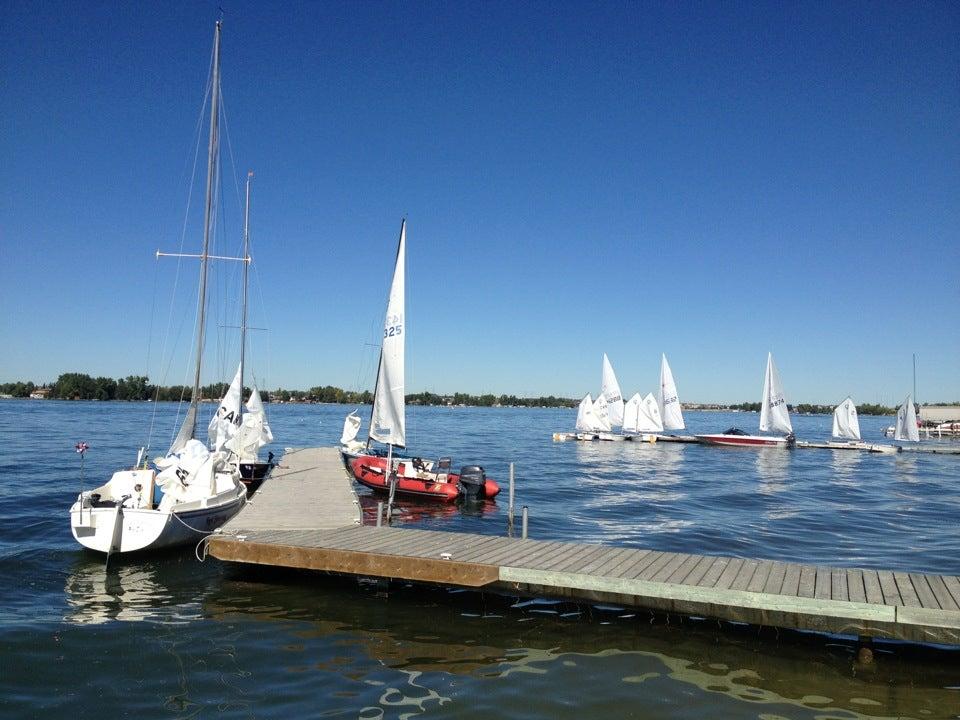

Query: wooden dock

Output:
[209, 447, 960, 647]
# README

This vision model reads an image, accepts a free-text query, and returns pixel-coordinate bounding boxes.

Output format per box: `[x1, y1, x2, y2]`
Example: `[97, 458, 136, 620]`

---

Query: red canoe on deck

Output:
[348, 454, 500, 503]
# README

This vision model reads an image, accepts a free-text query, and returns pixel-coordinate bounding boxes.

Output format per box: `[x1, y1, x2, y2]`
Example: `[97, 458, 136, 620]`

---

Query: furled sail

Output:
[832, 397, 861, 440]
[759, 352, 792, 434]
[621, 393, 642, 434]
[226, 386, 273, 462]
[659, 354, 685, 430]
[208, 364, 243, 451]
[369, 220, 406, 448]
[600, 353, 624, 427]
[894, 395, 919, 442]
[341, 410, 362, 445]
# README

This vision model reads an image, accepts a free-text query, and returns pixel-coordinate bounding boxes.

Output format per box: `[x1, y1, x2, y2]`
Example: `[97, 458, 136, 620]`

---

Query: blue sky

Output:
[1, 1, 957, 404]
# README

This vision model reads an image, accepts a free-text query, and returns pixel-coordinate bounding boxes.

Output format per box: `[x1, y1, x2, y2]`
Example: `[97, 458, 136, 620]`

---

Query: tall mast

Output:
[167, 20, 221, 453]
[240, 170, 252, 417]
[189, 19, 222, 429]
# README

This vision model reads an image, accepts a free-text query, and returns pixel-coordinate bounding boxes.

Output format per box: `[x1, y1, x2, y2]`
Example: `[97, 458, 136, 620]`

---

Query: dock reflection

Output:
[204, 577, 959, 720]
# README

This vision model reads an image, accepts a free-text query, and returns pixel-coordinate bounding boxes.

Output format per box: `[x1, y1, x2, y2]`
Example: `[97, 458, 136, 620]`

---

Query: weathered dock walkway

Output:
[209, 447, 960, 647]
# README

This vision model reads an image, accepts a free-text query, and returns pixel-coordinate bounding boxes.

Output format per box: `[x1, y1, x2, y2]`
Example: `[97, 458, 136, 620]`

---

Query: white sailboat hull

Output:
[70, 484, 245, 554]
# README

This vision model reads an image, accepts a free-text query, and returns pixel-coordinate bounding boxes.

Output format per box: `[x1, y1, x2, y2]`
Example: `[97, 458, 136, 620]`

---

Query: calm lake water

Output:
[1, 399, 958, 719]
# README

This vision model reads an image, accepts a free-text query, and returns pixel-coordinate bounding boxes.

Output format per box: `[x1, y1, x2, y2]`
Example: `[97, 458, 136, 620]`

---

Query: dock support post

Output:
[376, 501, 383, 527]
[507, 462, 515, 535]
[521, 505, 529, 539]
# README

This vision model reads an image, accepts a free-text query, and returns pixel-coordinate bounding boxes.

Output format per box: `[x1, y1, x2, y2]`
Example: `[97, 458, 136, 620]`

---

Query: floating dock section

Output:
[209, 447, 960, 647]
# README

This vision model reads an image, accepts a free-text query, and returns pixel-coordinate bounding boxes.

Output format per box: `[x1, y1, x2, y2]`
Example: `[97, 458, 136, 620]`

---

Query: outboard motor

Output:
[457, 466, 486, 502]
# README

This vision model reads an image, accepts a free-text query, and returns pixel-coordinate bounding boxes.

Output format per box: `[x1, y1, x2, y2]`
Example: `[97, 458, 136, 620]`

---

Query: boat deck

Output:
[209, 446, 960, 647]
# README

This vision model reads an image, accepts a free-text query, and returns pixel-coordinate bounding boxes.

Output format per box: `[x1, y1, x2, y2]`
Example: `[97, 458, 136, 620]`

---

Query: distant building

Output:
[920, 406, 960, 423]
[29, 388, 51, 399]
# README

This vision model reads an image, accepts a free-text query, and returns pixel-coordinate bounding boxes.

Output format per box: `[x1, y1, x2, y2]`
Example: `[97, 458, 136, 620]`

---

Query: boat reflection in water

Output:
[202, 576, 958, 720]
[63, 557, 203, 625]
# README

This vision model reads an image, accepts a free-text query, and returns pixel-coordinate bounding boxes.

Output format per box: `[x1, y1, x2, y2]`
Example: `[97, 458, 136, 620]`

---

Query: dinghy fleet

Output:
[559, 350, 923, 455]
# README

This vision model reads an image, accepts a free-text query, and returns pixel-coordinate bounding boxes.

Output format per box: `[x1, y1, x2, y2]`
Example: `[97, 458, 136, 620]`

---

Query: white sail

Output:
[226, 386, 274, 462]
[621, 393, 642, 433]
[600, 353, 624, 427]
[369, 220, 406, 448]
[341, 411, 362, 445]
[759, 352, 792, 434]
[575, 394, 597, 432]
[832, 397, 861, 440]
[207, 364, 243, 451]
[659, 354, 685, 430]
[636, 393, 665, 432]
[592, 392, 612, 432]
[894, 395, 919, 442]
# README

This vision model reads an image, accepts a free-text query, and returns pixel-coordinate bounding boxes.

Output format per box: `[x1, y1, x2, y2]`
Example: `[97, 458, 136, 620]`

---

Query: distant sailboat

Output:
[622, 392, 663, 441]
[600, 354, 624, 429]
[832, 397, 861, 441]
[574, 393, 606, 438]
[658, 354, 685, 431]
[698, 353, 795, 447]
[894, 395, 920, 442]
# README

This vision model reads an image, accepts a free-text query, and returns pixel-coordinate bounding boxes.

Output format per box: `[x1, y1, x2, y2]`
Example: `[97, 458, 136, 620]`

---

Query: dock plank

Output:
[846, 569, 866, 604]
[927, 575, 960, 612]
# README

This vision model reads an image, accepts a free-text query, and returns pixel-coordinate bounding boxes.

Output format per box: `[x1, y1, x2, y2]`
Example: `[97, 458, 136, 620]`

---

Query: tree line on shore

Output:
[0, 373, 919, 414]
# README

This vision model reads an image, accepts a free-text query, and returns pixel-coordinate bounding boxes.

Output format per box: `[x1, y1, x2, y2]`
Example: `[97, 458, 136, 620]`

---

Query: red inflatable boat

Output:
[348, 454, 500, 502]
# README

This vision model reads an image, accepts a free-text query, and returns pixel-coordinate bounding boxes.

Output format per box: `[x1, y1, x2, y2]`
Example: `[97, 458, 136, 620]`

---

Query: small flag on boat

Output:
[75, 442, 89, 454]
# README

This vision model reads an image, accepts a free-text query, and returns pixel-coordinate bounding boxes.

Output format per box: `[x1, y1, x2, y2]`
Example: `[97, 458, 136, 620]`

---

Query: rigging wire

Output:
[147, 43, 215, 455]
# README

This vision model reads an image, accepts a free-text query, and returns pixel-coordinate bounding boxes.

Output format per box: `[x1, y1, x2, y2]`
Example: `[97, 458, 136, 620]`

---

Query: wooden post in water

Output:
[376, 501, 383, 527]
[507, 462, 515, 535]
[521, 505, 529, 539]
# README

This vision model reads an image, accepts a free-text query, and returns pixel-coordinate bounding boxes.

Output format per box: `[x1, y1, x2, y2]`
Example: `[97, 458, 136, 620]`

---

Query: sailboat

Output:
[340, 221, 500, 502]
[69, 21, 247, 555]
[208, 172, 274, 495]
[814, 397, 899, 453]
[894, 395, 920, 443]
[560, 355, 626, 441]
[621, 392, 662, 442]
[658, 354, 685, 432]
[698, 353, 796, 447]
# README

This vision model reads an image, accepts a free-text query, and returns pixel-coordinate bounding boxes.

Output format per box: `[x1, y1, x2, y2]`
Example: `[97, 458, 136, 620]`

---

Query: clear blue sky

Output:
[1, 1, 957, 405]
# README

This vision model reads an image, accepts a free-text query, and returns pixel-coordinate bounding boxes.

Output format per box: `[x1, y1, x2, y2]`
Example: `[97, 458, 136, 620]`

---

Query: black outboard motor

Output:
[457, 466, 486, 502]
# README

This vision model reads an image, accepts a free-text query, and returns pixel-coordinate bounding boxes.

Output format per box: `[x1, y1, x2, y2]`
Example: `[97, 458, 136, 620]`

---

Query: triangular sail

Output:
[621, 393, 642, 433]
[832, 397, 861, 440]
[600, 353, 624, 427]
[369, 220, 406, 448]
[659, 354, 685, 430]
[169, 403, 199, 455]
[759, 352, 792, 434]
[592, 392, 612, 432]
[636, 392, 664, 432]
[208, 364, 243, 451]
[894, 395, 920, 442]
[575, 394, 597, 432]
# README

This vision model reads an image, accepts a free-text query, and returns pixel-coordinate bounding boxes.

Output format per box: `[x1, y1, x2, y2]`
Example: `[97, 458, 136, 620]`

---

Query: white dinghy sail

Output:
[894, 395, 920, 442]
[369, 220, 407, 450]
[659, 354, 685, 431]
[600, 354, 624, 428]
[832, 397, 861, 441]
[759, 352, 792, 435]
